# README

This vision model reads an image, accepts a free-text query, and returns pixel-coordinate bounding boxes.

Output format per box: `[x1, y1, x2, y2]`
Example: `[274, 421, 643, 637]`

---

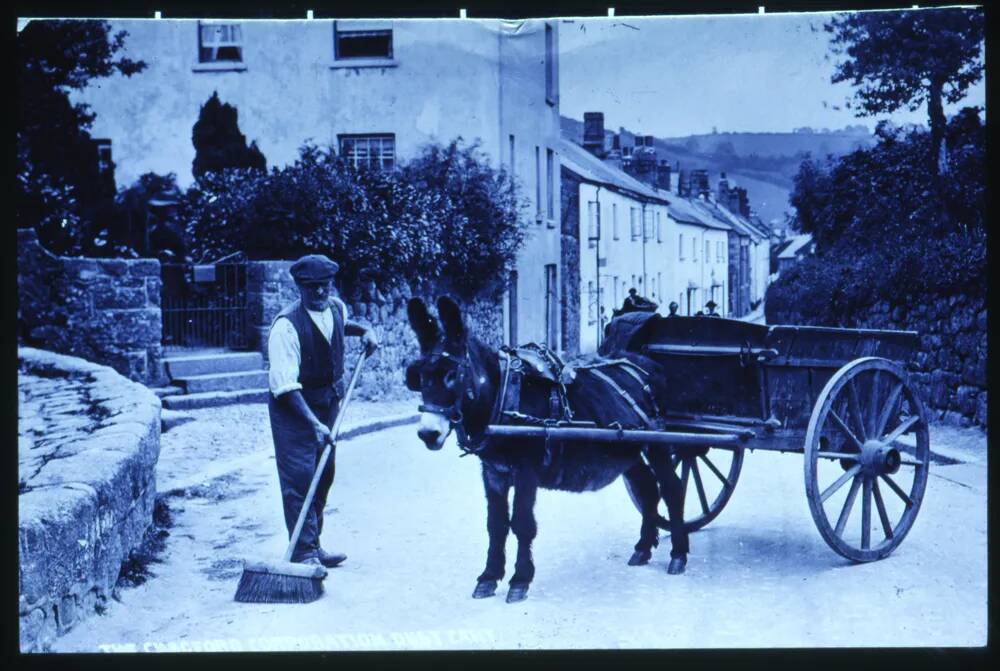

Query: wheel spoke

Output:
[680, 458, 691, 502]
[879, 473, 914, 509]
[847, 379, 867, 442]
[868, 370, 881, 439]
[882, 415, 920, 446]
[876, 382, 903, 441]
[872, 479, 894, 540]
[698, 454, 734, 492]
[690, 459, 710, 516]
[813, 451, 861, 461]
[820, 464, 863, 503]
[834, 474, 862, 537]
[861, 476, 872, 550]
[828, 410, 864, 451]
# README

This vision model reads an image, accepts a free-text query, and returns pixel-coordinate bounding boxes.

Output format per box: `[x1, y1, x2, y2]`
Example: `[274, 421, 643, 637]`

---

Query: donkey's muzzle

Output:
[417, 428, 444, 450]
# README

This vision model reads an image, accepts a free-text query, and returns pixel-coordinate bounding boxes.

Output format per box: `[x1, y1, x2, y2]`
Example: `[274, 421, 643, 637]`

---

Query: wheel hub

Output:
[860, 439, 901, 475]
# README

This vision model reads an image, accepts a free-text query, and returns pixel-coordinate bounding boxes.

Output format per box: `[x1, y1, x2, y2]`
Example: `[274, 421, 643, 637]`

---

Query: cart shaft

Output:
[484, 425, 746, 446]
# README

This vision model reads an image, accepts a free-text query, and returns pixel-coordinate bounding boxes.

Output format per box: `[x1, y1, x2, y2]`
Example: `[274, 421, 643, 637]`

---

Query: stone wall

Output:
[246, 260, 298, 355]
[17, 229, 164, 386]
[770, 290, 987, 428]
[344, 282, 503, 402]
[19, 348, 162, 652]
[246, 263, 503, 401]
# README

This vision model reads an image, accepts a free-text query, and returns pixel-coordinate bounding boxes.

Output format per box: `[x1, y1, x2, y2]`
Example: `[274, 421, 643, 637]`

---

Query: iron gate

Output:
[161, 258, 249, 349]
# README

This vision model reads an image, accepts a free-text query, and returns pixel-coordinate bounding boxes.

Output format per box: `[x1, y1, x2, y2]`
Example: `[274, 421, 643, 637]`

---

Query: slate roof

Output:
[777, 234, 814, 259]
[559, 139, 669, 205]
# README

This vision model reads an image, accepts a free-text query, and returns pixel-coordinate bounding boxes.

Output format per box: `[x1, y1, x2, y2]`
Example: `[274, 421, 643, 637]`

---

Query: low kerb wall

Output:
[18, 348, 162, 652]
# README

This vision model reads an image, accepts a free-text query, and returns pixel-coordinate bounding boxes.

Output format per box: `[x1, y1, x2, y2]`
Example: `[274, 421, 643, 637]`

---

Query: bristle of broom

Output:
[234, 568, 324, 604]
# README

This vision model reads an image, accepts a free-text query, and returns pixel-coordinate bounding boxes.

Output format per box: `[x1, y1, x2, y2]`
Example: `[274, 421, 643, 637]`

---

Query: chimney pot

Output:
[583, 112, 606, 157]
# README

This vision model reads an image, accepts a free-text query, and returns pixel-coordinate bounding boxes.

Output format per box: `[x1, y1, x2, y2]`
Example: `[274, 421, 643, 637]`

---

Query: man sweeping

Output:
[267, 254, 379, 569]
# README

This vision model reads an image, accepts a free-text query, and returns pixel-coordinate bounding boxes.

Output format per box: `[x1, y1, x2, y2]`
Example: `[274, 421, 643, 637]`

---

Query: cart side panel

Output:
[762, 325, 919, 430]
[765, 325, 919, 367]
[636, 316, 770, 419]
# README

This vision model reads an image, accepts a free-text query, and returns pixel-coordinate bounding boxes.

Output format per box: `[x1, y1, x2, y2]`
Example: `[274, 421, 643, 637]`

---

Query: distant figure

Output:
[705, 300, 722, 318]
[616, 287, 658, 318]
[667, 301, 679, 317]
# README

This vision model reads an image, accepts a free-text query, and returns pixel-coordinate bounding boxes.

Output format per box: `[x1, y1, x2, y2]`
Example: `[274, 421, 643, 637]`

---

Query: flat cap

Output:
[290, 254, 339, 283]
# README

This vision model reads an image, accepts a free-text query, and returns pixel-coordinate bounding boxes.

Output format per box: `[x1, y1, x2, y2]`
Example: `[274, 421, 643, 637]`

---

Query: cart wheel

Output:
[627, 445, 744, 533]
[804, 357, 930, 562]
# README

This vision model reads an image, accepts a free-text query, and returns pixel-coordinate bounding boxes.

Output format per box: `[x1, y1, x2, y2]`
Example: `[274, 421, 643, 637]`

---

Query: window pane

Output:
[339, 134, 394, 171]
[337, 30, 392, 59]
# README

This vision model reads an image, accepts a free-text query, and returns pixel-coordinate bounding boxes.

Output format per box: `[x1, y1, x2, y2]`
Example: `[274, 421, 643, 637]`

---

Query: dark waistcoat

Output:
[272, 299, 345, 392]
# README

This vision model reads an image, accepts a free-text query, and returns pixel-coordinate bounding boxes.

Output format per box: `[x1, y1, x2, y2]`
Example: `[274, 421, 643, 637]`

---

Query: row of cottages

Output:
[560, 112, 772, 354]
[64, 17, 563, 349]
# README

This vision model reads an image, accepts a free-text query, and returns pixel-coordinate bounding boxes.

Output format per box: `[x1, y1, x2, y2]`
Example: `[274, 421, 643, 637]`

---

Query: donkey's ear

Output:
[404, 360, 422, 391]
[437, 296, 465, 344]
[407, 298, 439, 353]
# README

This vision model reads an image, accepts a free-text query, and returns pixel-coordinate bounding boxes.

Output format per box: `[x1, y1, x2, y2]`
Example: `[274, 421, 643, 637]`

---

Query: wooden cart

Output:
[487, 314, 930, 562]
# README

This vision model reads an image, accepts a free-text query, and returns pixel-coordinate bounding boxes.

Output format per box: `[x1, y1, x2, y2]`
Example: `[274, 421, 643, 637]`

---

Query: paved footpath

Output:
[53, 402, 987, 652]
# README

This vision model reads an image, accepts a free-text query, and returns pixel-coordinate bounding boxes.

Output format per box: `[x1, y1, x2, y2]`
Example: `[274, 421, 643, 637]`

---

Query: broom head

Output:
[234, 559, 328, 604]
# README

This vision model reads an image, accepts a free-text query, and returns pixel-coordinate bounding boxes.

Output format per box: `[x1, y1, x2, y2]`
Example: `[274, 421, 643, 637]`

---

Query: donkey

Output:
[405, 296, 689, 603]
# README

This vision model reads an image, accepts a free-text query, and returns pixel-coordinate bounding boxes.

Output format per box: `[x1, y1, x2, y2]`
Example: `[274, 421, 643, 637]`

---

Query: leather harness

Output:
[419, 344, 660, 457]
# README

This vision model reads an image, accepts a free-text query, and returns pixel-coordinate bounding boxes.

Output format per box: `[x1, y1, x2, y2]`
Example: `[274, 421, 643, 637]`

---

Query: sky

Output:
[559, 10, 987, 137]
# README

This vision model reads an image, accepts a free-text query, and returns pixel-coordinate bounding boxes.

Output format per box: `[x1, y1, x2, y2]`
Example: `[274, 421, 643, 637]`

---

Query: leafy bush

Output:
[178, 139, 526, 298]
[767, 108, 985, 326]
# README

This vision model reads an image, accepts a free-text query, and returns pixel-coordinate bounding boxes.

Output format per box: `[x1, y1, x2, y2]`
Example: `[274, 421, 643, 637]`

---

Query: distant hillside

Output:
[561, 116, 877, 224]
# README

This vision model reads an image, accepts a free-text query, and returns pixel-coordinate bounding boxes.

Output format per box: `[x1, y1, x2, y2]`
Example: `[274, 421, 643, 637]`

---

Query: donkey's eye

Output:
[443, 369, 458, 389]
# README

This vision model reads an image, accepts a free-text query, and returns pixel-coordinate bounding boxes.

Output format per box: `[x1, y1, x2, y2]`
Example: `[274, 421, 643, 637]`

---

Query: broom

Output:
[234, 348, 369, 603]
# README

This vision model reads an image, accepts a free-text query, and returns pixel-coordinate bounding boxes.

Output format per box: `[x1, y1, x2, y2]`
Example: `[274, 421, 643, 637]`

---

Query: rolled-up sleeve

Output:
[267, 318, 302, 397]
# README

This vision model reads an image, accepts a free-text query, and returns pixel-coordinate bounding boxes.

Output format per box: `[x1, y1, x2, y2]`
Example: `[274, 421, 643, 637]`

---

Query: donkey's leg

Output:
[475, 465, 510, 599]
[645, 446, 689, 575]
[506, 467, 539, 603]
[623, 461, 660, 566]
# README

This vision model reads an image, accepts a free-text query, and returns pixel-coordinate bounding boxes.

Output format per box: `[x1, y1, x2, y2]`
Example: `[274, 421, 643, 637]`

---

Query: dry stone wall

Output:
[18, 348, 162, 652]
[17, 229, 164, 385]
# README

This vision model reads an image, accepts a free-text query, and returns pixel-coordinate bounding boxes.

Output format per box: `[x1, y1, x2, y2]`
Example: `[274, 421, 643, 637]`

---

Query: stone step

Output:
[175, 371, 270, 394]
[163, 352, 263, 379]
[161, 388, 270, 410]
[151, 385, 185, 399]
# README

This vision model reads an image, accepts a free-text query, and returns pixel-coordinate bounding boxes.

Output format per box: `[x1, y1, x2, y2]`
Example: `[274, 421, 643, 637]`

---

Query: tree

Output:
[825, 8, 984, 176]
[16, 20, 145, 254]
[191, 92, 267, 181]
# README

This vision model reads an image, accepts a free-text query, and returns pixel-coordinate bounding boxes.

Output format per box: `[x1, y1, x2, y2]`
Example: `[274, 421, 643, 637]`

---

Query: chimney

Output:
[691, 169, 710, 199]
[644, 135, 655, 148]
[736, 187, 750, 218]
[717, 171, 730, 202]
[611, 134, 620, 150]
[583, 112, 606, 156]
[677, 168, 689, 197]
[656, 160, 672, 192]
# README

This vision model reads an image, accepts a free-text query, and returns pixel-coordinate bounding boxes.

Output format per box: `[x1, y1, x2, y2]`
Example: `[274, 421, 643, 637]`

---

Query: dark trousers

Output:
[268, 386, 340, 561]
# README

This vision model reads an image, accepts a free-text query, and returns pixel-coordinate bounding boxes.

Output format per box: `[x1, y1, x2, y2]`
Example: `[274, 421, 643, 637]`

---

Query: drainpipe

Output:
[640, 201, 647, 292]
[594, 186, 602, 349]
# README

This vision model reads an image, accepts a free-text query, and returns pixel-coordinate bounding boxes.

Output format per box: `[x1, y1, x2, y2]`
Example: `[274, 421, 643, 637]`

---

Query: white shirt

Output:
[268, 298, 348, 397]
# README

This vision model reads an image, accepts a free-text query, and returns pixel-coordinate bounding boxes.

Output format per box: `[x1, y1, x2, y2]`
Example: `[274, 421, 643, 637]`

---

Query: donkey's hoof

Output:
[506, 583, 529, 603]
[472, 580, 498, 599]
[628, 550, 652, 566]
[667, 556, 687, 575]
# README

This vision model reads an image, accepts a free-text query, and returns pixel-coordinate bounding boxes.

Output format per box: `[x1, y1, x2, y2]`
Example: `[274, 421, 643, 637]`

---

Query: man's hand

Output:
[311, 420, 332, 447]
[362, 329, 379, 356]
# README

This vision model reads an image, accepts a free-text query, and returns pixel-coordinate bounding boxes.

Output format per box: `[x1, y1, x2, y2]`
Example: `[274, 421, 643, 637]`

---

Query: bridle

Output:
[417, 348, 510, 456]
